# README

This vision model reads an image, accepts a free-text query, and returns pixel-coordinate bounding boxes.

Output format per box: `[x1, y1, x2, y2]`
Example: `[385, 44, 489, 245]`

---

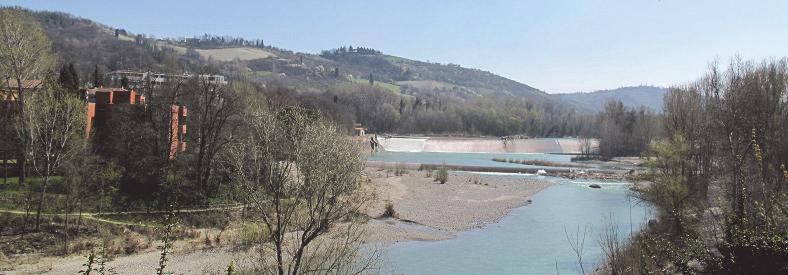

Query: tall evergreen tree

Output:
[92, 64, 103, 88]
[59, 64, 72, 87]
[67, 63, 79, 89]
[58, 63, 80, 94]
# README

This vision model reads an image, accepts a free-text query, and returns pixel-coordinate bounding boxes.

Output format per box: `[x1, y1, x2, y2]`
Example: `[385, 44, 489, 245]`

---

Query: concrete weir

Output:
[376, 136, 585, 154]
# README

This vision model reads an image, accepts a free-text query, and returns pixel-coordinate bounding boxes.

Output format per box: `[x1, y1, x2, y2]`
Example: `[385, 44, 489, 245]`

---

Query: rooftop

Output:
[3, 79, 43, 90]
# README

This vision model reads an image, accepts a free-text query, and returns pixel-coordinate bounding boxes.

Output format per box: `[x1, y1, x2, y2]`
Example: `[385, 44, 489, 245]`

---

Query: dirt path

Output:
[5, 242, 259, 275]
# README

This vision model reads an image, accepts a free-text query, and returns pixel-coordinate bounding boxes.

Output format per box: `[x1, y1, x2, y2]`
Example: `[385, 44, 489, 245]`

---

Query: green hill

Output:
[12, 7, 593, 137]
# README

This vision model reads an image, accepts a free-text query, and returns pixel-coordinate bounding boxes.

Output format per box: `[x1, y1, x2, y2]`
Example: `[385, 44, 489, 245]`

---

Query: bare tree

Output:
[228, 105, 377, 274]
[598, 214, 627, 275]
[184, 70, 241, 202]
[578, 135, 593, 159]
[0, 8, 54, 184]
[564, 225, 589, 275]
[22, 80, 86, 231]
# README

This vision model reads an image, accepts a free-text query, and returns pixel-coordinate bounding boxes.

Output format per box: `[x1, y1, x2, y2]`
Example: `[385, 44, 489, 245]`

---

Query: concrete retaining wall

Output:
[376, 137, 592, 154]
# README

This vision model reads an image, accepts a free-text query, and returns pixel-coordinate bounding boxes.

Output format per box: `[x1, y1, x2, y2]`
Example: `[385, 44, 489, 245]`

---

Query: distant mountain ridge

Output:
[554, 86, 668, 113]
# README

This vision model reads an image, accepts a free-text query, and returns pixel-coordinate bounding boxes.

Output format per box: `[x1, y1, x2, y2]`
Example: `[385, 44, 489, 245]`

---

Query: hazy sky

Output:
[4, 0, 788, 93]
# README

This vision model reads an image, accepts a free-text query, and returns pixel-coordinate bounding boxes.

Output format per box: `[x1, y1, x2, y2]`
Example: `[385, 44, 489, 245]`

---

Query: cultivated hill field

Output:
[195, 47, 277, 61]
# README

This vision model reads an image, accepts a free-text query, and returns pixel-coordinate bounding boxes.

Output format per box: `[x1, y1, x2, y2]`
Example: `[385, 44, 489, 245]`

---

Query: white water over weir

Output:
[376, 136, 587, 154]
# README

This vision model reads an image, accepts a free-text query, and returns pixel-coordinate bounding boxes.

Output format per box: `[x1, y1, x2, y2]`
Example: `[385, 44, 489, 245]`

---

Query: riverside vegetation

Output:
[590, 59, 788, 274]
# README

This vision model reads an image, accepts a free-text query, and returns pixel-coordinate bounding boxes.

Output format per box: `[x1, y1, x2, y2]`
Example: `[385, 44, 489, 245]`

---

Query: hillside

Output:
[554, 86, 668, 113]
[20, 7, 670, 116]
[23, 8, 551, 103]
[13, 7, 594, 137]
[28, 10, 188, 79]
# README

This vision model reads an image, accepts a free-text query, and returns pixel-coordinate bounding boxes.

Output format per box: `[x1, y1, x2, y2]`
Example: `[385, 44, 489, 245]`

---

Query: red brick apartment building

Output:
[2, 82, 187, 159]
[85, 87, 187, 159]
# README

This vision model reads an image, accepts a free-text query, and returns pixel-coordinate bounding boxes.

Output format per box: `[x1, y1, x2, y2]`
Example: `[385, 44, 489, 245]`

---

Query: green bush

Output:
[239, 222, 267, 245]
[381, 202, 396, 218]
[434, 166, 448, 184]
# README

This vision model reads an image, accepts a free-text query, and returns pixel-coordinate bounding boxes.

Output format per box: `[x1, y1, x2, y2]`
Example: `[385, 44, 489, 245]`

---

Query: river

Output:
[368, 149, 651, 274]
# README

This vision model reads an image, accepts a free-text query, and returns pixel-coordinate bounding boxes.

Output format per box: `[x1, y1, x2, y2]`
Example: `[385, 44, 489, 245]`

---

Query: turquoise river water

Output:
[368, 151, 652, 275]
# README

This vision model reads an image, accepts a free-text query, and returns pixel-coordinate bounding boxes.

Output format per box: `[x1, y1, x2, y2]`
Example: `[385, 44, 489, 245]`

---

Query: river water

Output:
[368, 150, 651, 275]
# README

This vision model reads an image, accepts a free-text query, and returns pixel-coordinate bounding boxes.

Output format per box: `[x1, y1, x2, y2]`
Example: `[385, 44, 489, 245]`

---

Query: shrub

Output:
[395, 162, 407, 176]
[434, 166, 448, 184]
[122, 232, 148, 254]
[381, 202, 397, 218]
[239, 222, 267, 245]
[204, 233, 213, 247]
[226, 261, 236, 275]
[214, 232, 223, 245]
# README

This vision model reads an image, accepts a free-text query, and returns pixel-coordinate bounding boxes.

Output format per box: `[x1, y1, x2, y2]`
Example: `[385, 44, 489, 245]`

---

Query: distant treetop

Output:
[320, 45, 381, 57]
[167, 34, 266, 49]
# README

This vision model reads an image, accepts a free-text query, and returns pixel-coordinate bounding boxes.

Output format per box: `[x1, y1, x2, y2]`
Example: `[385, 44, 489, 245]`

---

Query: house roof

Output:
[4, 79, 43, 90]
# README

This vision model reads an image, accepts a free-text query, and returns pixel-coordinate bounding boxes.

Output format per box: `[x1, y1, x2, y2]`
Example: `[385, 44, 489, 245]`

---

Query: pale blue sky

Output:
[4, 0, 788, 93]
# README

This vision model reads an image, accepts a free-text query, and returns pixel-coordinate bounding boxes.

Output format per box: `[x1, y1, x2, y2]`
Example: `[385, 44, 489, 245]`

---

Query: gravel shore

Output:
[363, 167, 551, 243]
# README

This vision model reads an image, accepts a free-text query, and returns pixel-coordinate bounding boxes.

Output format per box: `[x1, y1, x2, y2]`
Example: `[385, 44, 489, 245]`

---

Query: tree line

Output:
[595, 100, 661, 159]
[320, 45, 382, 57]
[597, 58, 788, 274]
[169, 34, 266, 49]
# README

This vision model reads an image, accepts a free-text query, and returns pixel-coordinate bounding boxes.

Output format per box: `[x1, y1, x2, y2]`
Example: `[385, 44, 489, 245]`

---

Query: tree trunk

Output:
[275, 240, 285, 275]
[15, 77, 26, 185]
[18, 157, 25, 184]
[23, 184, 32, 234]
[64, 199, 70, 254]
[291, 245, 307, 275]
[2, 156, 6, 185]
[77, 203, 82, 236]
[35, 175, 49, 231]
